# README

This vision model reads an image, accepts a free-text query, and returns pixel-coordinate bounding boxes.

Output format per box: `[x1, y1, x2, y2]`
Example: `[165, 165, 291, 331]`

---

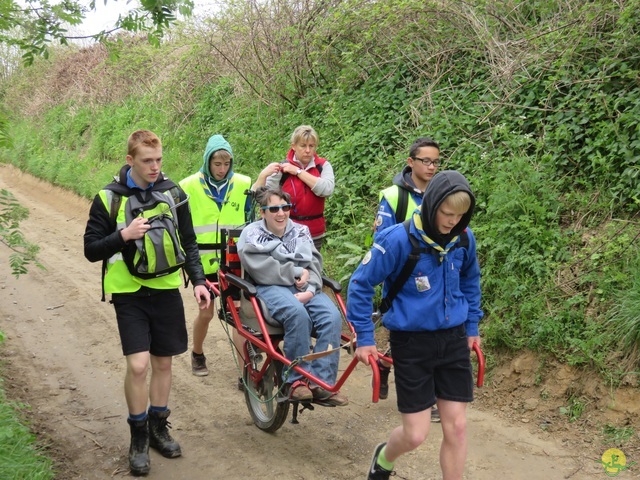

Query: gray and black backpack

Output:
[106, 182, 186, 280]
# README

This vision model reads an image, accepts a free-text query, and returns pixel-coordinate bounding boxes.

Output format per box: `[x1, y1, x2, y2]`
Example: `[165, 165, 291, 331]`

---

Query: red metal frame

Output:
[210, 272, 383, 403]
[209, 270, 485, 405]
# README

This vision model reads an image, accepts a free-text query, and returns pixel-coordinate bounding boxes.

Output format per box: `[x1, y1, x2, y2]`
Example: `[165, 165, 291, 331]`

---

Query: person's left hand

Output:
[468, 335, 480, 350]
[194, 285, 211, 310]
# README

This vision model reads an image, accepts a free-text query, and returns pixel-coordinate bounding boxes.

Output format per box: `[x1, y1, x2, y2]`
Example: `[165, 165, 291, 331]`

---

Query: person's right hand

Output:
[295, 268, 309, 290]
[259, 162, 281, 180]
[355, 345, 379, 365]
[120, 217, 150, 242]
[194, 285, 211, 310]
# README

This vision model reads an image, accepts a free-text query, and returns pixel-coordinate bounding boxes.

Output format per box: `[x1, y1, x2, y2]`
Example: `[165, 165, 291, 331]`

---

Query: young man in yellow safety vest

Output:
[179, 135, 252, 379]
[84, 130, 211, 476]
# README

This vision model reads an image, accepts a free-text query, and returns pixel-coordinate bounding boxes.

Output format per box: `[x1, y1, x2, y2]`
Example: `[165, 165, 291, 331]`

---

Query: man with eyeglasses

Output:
[374, 137, 442, 237]
[237, 187, 348, 406]
[372, 137, 442, 421]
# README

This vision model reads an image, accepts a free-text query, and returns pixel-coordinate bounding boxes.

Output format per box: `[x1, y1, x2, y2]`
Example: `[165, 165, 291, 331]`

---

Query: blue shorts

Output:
[112, 289, 187, 357]
[390, 324, 473, 414]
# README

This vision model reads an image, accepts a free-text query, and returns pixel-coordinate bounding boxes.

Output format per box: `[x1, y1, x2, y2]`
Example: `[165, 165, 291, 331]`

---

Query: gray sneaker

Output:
[191, 353, 208, 376]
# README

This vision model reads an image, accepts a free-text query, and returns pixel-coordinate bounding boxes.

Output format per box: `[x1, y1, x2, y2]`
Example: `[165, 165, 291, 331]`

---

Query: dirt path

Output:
[0, 164, 609, 479]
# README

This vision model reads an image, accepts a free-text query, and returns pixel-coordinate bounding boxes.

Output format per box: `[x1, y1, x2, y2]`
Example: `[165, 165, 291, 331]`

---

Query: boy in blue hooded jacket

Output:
[179, 135, 252, 376]
[347, 170, 483, 480]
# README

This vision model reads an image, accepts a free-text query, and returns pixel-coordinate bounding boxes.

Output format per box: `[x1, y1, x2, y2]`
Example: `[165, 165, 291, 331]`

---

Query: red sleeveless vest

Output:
[280, 149, 327, 238]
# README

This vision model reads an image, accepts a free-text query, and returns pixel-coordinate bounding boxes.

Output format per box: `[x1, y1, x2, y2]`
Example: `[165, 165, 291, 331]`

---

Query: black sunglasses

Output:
[261, 204, 292, 213]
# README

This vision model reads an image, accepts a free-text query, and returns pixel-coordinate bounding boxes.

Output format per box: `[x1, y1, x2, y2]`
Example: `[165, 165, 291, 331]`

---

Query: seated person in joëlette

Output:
[236, 187, 348, 406]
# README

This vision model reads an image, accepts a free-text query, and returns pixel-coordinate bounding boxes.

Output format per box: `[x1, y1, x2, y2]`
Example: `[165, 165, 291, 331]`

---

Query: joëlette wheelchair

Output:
[207, 227, 485, 433]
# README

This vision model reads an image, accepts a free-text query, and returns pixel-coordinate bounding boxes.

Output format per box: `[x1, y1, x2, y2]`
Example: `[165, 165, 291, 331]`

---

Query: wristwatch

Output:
[296, 168, 303, 176]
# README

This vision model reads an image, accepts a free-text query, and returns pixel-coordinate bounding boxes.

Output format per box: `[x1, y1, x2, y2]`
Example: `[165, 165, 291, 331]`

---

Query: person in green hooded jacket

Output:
[179, 135, 252, 377]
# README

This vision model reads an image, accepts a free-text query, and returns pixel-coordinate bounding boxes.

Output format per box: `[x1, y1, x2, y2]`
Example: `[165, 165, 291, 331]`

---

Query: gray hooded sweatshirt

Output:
[237, 219, 323, 294]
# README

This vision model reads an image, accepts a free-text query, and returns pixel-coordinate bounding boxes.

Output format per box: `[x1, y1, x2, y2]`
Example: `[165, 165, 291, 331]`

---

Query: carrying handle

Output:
[472, 342, 485, 387]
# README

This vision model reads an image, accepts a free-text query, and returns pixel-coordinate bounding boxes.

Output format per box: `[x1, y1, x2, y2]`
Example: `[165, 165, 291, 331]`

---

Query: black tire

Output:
[243, 347, 290, 432]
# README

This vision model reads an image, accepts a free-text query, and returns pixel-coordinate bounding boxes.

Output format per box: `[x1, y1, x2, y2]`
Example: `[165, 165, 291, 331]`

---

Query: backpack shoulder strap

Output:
[110, 192, 122, 226]
[395, 187, 409, 222]
[459, 229, 469, 248]
[168, 185, 181, 205]
[378, 220, 425, 314]
[104, 182, 130, 225]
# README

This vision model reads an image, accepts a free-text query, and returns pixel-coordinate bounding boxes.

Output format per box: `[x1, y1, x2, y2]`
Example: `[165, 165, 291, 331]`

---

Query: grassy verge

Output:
[0, 332, 55, 480]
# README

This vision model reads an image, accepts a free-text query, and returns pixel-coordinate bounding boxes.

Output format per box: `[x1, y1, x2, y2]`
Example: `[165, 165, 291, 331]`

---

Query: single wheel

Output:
[243, 346, 290, 432]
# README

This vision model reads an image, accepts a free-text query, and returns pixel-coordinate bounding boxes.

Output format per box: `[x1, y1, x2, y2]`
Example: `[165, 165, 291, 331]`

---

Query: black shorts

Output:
[390, 324, 473, 414]
[112, 289, 188, 357]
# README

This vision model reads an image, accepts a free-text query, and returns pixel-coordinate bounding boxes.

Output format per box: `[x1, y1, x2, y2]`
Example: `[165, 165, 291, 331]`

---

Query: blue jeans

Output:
[255, 285, 342, 385]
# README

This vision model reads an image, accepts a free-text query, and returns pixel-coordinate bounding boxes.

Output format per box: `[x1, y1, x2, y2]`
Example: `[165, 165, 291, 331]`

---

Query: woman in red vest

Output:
[254, 125, 335, 249]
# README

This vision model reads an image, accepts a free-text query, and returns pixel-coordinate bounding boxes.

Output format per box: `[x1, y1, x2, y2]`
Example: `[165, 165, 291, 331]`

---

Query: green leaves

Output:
[0, 0, 194, 65]
[0, 189, 43, 278]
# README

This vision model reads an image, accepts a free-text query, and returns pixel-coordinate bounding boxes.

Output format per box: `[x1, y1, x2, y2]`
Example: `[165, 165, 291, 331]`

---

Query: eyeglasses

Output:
[261, 204, 292, 213]
[412, 156, 442, 167]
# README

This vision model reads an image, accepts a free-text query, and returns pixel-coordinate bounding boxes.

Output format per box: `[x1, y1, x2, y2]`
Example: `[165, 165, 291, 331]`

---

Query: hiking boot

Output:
[191, 353, 208, 376]
[288, 380, 313, 402]
[310, 386, 349, 406]
[127, 418, 150, 476]
[431, 405, 441, 423]
[368, 442, 395, 480]
[148, 410, 181, 458]
[377, 360, 391, 400]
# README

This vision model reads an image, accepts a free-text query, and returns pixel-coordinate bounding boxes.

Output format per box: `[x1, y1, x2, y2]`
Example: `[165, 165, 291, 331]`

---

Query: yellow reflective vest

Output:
[379, 185, 418, 222]
[179, 172, 251, 275]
